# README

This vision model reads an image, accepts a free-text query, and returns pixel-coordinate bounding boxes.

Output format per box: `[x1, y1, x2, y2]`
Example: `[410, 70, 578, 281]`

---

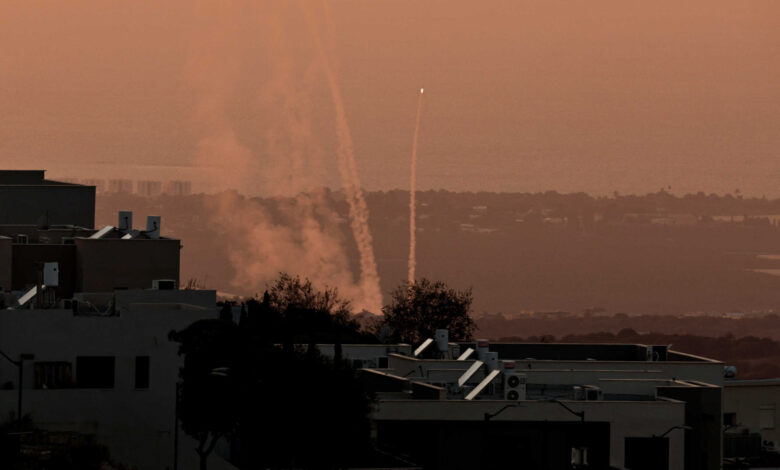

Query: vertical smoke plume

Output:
[300, 1, 383, 313]
[185, 1, 382, 313]
[408, 88, 424, 285]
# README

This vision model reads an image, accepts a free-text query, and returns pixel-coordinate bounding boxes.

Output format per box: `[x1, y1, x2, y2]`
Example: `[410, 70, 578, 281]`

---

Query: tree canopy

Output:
[379, 278, 476, 344]
[170, 273, 375, 470]
[241, 273, 376, 345]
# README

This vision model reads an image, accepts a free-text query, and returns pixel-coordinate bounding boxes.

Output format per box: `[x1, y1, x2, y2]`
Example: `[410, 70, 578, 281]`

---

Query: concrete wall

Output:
[658, 383, 722, 470]
[0, 236, 10, 292]
[724, 380, 780, 448]
[373, 399, 687, 470]
[0, 292, 216, 469]
[0, 185, 95, 227]
[75, 238, 180, 292]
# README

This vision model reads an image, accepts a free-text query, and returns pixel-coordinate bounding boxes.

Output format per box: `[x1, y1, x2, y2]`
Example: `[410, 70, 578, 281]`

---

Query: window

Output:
[760, 405, 775, 429]
[135, 356, 150, 389]
[724, 412, 737, 426]
[34, 362, 73, 389]
[76, 356, 115, 388]
[571, 447, 589, 466]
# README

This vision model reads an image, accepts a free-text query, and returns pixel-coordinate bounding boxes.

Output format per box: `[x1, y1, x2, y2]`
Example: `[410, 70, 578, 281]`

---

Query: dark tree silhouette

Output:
[234, 345, 374, 469]
[171, 273, 376, 469]
[244, 273, 376, 345]
[379, 278, 476, 344]
[169, 320, 246, 470]
[218, 302, 233, 322]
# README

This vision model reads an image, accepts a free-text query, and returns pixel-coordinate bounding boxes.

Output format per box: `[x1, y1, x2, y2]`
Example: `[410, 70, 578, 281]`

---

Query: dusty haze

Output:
[2, 1, 780, 196]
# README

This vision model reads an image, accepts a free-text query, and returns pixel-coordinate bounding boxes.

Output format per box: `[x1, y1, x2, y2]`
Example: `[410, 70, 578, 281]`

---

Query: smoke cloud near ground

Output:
[184, 1, 382, 312]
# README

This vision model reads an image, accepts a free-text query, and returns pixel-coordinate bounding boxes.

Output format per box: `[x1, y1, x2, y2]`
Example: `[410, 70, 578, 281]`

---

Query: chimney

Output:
[118, 211, 133, 232]
[146, 216, 161, 238]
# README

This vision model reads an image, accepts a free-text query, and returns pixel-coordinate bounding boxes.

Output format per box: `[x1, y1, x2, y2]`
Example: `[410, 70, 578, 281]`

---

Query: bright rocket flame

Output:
[420, 88, 424, 94]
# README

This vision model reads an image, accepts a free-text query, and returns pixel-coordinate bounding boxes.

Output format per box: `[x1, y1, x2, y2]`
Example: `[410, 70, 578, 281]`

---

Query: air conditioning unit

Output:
[574, 385, 603, 401]
[651, 345, 668, 361]
[504, 372, 527, 401]
[152, 279, 176, 290]
[14, 234, 29, 244]
[584, 385, 603, 401]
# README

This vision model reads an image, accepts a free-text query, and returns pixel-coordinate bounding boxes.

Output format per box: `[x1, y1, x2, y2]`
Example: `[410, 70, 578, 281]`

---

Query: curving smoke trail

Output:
[300, 1, 383, 313]
[408, 88, 424, 285]
[181, 1, 382, 313]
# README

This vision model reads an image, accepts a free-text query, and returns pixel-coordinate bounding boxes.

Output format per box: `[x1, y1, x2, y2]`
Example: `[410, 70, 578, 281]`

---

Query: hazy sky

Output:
[2, 1, 779, 196]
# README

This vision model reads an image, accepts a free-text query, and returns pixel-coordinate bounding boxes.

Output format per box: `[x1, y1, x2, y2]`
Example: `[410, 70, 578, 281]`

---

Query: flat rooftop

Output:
[0, 170, 84, 186]
[465, 342, 717, 363]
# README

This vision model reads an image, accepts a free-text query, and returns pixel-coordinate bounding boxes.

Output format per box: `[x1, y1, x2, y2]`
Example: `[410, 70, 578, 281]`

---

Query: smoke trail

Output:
[300, 2, 383, 313]
[182, 1, 381, 313]
[408, 88, 424, 285]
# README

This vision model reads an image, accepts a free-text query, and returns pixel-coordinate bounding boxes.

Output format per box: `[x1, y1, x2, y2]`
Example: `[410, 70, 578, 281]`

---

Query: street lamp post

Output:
[654, 425, 693, 438]
[0, 350, 35, 431]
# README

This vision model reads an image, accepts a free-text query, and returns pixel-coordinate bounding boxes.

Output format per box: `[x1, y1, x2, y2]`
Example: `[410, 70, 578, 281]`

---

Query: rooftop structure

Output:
[724, 378, 780, 464]
[0, 170, 224, 468]
[0, 171, 180, 303]
[0, 170, 95, 227]
[332, 338, 724, 470]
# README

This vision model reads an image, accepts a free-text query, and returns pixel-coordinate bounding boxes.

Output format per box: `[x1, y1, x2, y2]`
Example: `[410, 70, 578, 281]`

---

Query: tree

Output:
[169, 320, 247, 470]
[170, 273, 376, 469]
[245, 273, 376, 344]
[379, 278, 476, 344]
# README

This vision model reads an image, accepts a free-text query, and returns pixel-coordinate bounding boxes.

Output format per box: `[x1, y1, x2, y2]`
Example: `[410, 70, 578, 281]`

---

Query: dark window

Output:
[625, 437, 669, 470]
[76, 356, 115, 388]
[135, 356, 150, 389]
[34, 362, 73, 389]
[378, 357, 388, 368]
[724, 412, 737, 426]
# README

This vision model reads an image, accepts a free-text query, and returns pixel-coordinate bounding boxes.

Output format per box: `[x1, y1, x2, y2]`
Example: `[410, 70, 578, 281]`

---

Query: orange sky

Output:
[1, 1, 779, 196]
